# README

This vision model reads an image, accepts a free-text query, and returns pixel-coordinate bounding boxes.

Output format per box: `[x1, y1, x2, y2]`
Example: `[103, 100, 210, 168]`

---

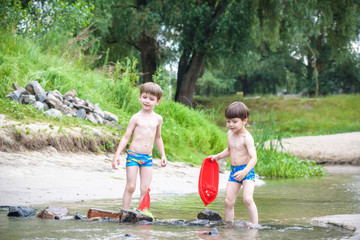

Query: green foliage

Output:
[256, 149, 324, 177]
[89, 0, 170, 71]
[0, 31, 225, 166]
[1, 0, 94, 38]
[252, 113, 325, 177]
[316, 56, 360, 94]
[153, 66, 174, 100]
[156, 101, 227, 165]
[0, 98, 34, 120]
[196, 71, 236, 96]
[0, 0, 27, 32]
[194, 0, 360, 97]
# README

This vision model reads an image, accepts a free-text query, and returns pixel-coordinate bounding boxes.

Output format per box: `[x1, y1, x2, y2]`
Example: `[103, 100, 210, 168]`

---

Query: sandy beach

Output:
[279, 132, 360, 165]
[0, 148, 236, 206]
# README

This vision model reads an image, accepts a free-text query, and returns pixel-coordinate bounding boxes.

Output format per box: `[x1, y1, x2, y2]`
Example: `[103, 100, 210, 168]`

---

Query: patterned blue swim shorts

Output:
[229, 164, 255, 184]
[126, 150, 153, 167]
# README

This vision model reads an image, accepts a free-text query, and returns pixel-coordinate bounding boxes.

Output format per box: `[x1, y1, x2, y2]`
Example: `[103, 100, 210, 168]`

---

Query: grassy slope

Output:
[0, 31, 226, 166]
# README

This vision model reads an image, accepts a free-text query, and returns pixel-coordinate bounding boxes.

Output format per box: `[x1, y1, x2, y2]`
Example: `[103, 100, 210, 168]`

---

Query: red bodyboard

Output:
[198, 157, 219, 206]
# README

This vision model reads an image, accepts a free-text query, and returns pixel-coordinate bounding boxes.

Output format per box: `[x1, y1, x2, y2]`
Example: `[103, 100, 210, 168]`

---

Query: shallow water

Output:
[1, 174, 359, 239]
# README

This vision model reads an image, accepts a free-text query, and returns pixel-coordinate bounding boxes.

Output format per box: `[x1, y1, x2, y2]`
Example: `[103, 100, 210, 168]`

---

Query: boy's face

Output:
[226, 117, 247, 133]
[139, 92, 160, 111]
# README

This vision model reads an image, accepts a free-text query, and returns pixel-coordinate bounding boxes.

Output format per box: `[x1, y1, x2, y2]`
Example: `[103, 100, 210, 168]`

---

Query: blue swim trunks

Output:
[229, 165, 255, 184]
[126, 150, 153, 167]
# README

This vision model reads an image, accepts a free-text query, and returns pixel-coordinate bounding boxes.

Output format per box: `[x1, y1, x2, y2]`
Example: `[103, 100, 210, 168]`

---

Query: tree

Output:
[161, 0, 283, 106]
[91, 0, 172, 83]
[90, 0, 359, 100]
[283, 0, 360, 96]
[205, 0, 360, 97]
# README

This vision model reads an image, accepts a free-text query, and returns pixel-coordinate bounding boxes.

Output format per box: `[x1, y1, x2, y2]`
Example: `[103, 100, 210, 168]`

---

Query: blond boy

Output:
[209, 101, 258, 224]
[112, 82, 167, 210]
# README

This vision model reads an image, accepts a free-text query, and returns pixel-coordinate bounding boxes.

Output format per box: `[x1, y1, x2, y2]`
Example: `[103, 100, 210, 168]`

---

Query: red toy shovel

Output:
[138, 188, 151, 211]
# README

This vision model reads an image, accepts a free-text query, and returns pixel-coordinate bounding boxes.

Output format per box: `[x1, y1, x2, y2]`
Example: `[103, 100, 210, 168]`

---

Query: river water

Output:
[1, 173, 359, 239]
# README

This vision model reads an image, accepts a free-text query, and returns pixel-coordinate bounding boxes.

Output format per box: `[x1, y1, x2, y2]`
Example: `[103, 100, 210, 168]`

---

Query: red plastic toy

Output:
[198, 157, 219, 206]
[137, 188, 150, 211]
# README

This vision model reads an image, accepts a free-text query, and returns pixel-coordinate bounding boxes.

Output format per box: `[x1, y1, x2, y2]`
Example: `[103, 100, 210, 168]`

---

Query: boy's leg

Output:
[242, 180, 258, 224]
[139, 166, 153, 207]
[122, 166, 138, 210]
[225, 181, 242, 222]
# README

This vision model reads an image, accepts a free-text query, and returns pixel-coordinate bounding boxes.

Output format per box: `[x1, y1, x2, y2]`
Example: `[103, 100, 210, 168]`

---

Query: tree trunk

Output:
[139, 33, 157, 83]
[174, 1, 229, 106]
[175, 51, 204, 107]
[236, 74, 249, 96]
[306, 41, 319, 96]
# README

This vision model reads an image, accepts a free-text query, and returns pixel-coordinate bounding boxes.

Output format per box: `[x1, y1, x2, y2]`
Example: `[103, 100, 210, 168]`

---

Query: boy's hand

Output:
[233, 170, 246, 181]
[112, 156, 120, 169]
[161, 156, 167, 167]
[209, 155, 218, 162]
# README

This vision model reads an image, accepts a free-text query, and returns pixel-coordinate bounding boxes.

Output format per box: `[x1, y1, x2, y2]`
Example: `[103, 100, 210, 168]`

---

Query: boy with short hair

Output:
[209, 101, 258, 224]
[112, 82, 167, 210]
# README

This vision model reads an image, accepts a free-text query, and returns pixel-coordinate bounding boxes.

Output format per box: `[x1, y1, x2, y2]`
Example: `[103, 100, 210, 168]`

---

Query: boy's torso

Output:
[228, 130, 251, 166]
[129, 112, 161, 155]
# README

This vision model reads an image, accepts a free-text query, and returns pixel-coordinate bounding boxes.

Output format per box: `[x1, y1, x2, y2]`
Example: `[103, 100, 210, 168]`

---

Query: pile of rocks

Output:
[6, 81, 120, 128]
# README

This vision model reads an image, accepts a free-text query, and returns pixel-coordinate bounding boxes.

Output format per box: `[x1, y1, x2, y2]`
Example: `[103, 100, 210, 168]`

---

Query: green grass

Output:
[0, 30, 326, 177]
[0, 30, 226, 166]
[194, 94, 360, 137]
[251, 114, 325, 177]
[256, 149, 324, 177]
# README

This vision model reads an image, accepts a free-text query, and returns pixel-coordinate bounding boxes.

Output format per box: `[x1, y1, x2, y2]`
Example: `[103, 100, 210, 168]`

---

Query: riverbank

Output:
[1, 133, 360, 239]
[1, 132, 360, 206]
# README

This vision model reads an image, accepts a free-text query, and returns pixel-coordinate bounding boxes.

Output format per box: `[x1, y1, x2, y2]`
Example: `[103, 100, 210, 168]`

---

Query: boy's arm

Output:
[210, 147, 230, 161]
[155, 116, 167, 167]
[244, 134, 257, 170]
[210, 131, 231, 161]
[111, 116, 136, 169]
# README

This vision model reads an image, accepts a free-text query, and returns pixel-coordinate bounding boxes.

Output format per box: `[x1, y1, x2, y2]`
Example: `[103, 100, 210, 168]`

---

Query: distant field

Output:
[194, 94, 360, 137]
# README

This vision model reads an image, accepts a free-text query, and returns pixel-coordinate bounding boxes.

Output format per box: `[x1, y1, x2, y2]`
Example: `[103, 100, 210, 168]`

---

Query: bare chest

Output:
[135, 118, 159, 131]
[228, 134, 247, 152]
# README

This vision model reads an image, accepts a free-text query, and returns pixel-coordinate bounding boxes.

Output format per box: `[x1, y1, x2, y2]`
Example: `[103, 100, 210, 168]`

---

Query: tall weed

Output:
[252, 115, 325, 177]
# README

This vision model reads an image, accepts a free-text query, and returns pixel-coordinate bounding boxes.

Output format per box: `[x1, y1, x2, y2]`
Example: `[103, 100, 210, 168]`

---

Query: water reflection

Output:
[1, 174, 359, 239]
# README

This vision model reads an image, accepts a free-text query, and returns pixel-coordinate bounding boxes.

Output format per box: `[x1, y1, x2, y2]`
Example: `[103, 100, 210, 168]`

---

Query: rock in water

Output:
[202, 228, 220, 236]
[197, 208, 223, 221]
[7, 206, 36, 217]
[37, 206, 69, 219]
[119, 209, 153, 223]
